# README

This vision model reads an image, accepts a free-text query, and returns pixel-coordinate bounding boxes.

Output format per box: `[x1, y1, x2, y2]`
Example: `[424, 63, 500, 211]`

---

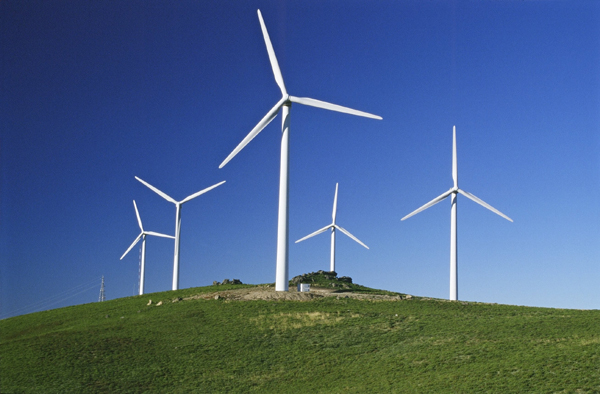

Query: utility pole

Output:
[98, 276, 105, 302]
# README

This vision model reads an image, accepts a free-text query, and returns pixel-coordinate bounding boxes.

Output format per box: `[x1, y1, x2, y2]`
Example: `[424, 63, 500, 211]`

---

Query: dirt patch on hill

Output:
[181, 286, 410, 303]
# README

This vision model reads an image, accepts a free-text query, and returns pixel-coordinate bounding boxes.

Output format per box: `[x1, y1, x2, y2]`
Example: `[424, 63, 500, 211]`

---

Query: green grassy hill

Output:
[1, 274, 599, 393]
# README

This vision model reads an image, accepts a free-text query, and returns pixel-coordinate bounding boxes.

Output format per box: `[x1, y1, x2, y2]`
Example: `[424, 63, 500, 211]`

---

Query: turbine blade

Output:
[332, 183, 339, 223]
[133, 200, 143, 231]
[295, 224, 332, 243]
[135, 177, 177, 204]
[219, 97, 286, 169]
[180, 180, 226, 204]
[457, 189, 513, 222]
[401, 189, 454, 221]
[289, 96, 382, 120]
[452, 125, 458, 188]
[257, 10, 287, 96]
[145, 231, 176, 239]
[120, 233, 143, 260]
[334, 225, 369, 249]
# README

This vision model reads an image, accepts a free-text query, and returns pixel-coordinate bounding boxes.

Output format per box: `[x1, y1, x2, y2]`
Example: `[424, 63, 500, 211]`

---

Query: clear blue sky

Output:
[1, 1, 599, 319]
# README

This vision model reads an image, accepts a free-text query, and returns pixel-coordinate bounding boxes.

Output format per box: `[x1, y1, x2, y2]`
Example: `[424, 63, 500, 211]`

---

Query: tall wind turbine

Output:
[135, 176, 226, 291]
[401, 126, 512, 301]
[296, 183, 369, 273]
[120, 200, 175, 295]
[219, 9, 381, 292]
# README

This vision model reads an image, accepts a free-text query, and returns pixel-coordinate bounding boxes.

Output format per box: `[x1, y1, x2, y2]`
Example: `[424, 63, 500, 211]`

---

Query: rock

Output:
[147, 300, 152, 306]
[232, 279, 242, 284]
[222, 279, 231, 285]
[172, 297, 182, 303]
[120, 316, 124, 319]
[156, 301, 163, 306]
[213, 281, 220, 286]
[214, 295, 220, 300]
[406, 295, 412, 300]
[339, 276, 353, 283]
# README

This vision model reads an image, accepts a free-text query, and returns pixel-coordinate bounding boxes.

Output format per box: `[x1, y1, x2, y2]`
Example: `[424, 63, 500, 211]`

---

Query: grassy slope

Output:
[1, 282, 599, 394]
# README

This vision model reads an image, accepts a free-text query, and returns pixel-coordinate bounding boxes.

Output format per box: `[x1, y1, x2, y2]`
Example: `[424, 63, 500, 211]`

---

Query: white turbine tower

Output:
[296, 183, 369, 273]
[135, 176, 226, 291]
[219, 10, 381, 291]
[401, 126, 512, 301]
[120, 200, 175, 295]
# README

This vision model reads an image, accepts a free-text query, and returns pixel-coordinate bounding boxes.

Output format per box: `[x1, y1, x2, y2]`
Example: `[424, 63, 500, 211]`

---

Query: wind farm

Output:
[2, 2, 599, 392]
[2, 1, 598, 316]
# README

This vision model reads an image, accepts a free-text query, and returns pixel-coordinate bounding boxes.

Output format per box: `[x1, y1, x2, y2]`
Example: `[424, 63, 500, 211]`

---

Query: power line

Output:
[1, 277, 100, 319]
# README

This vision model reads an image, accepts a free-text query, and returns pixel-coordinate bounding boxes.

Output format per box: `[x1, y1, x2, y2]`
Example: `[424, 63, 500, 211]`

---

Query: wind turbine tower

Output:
[401, 126, 512, 301]
[135, 177, 225, 291]
[296, 183, 369, 272]
[219, 10, 381, 291]
[120, 200, 175, 295]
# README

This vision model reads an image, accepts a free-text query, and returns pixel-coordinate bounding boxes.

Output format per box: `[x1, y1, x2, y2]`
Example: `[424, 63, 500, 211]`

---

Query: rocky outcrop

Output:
[213, 279, 243, 286]
[290, 271, 354, 288]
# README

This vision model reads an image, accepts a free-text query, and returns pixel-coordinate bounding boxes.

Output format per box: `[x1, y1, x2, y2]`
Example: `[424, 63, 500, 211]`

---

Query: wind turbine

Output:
[219, 9, 381, 291]
[401, 126, 512, 301]
[120, 200, 175, 295]
[296, 183, 369, 273]
[135, 176, 226, 291]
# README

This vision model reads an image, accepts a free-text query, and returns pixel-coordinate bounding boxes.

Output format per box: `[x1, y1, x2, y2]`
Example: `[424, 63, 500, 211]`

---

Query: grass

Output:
[1, 278, 599, 393]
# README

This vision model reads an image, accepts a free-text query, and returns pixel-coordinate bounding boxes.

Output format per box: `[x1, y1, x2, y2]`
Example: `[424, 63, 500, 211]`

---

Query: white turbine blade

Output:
[257, 9, 287, 96]
[289, 96, 382, 120]
[180, 180, 226, 204]
[334, 225, 369, 249]
[120, 233, 143, 260]
[452, 125, 458, 187]
[135, 176, 177, 204]
[133, 200, 143, 231]
[457, 189, 513, 222]
[295, 224, 332, 243]
[401, 189, 454, 221]
[145, 231, 176, 239]
[332, 183, 339, 223]
[219, 97, 286, 169]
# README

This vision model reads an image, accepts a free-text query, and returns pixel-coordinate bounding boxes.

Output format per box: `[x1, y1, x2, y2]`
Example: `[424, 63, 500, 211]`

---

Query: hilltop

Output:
[1, 272, 598, 393]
